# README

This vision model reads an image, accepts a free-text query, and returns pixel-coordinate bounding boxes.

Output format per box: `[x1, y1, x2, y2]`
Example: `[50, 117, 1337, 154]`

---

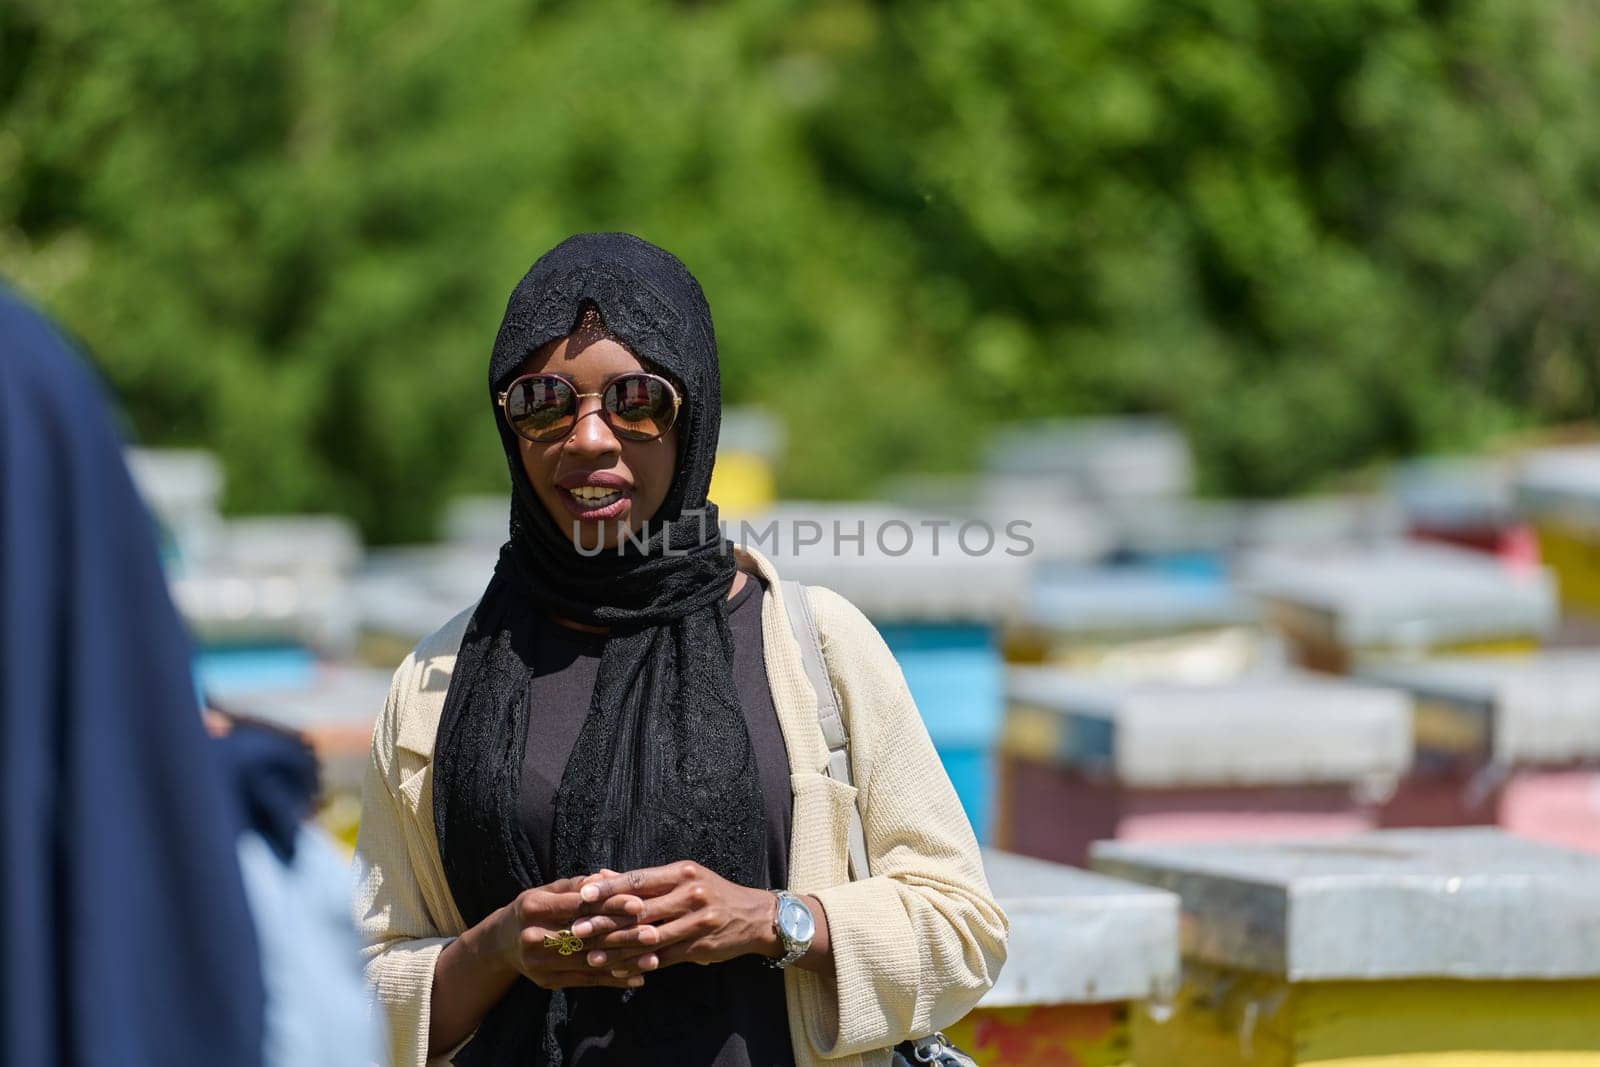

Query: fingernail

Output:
[611, 968, 628, 978]
[588, 951, 607, 966]
[581, 885, 599, 902]
[572, 921, 592, 938]
[643, 955, 658, 970]
[629, 977, 644, 987]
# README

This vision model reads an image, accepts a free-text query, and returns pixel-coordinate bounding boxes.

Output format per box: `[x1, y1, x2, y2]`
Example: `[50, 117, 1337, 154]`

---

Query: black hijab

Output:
[0, 285, 266, 1066]
[432, 233, 768, 1063]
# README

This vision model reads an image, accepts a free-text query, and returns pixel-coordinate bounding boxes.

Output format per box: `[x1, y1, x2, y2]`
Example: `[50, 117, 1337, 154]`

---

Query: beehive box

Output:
[1002, 565, 1265, 680]
[1241, 542, 1557, 673]
[946, 850, 1179, 1066]
[1093, 828, 1600, 1066]
[999, 667, 1412, 865]
[1358, 651, 1600, 850]
[1389, 455, 1537, 563]
[1516, 445, 1600, 617]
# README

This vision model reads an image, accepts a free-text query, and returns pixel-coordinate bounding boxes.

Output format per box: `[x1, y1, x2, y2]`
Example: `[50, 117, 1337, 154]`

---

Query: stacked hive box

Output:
[1517, 445, 1600, 620]
[1357, 651, 1600, 850]
[1390, 455, 1538, 564]
[1093, 828, 1600, 1066]
[1242, 542, 1557, 674]
[1002, 565, 1266, 680]
[998, 667, 1413, 865]
[1243, 542, 1565, 832]
[947, 850, 1180, 1066]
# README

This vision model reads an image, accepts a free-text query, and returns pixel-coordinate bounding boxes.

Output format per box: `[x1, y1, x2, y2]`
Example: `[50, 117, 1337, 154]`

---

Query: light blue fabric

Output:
[238, 826, 389, 1067]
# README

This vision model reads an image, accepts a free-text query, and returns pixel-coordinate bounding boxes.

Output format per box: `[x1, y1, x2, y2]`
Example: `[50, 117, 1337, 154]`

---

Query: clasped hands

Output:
[494, 861, 779, 991]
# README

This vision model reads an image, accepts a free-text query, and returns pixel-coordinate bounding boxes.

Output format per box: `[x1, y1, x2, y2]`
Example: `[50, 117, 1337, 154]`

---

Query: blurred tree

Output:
[2, 0, 1597, 537]
[812, 0, 1600, 494]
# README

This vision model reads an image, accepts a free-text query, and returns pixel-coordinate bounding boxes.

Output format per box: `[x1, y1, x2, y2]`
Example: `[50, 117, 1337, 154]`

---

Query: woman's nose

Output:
[564, 396, 621, 457]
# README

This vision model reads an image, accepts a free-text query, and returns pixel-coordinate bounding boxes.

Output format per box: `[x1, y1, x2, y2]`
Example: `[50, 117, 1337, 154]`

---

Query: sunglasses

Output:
[496, 371, 682, 444]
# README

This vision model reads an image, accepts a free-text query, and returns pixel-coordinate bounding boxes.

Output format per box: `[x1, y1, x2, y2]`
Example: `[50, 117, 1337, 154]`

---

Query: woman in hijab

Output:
[0, 285, 265, 1066]
[354, 233, 1007, 1067]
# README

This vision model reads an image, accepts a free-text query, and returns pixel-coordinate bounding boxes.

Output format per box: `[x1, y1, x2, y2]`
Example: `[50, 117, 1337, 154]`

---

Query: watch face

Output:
[779, 897, 815, 943]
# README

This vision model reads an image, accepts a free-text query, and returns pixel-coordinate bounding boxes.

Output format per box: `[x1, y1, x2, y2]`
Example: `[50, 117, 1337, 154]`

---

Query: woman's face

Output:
[511, 320, 680, 551]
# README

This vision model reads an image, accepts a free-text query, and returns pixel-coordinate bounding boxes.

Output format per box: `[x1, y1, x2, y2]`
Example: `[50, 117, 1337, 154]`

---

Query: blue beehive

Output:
[197, 643, 320, 697]
[877, 623, 1004, 843]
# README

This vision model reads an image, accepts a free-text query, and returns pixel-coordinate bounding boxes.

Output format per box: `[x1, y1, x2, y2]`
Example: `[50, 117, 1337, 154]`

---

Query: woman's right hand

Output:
[429, 872, 647, 1055]
[493, 872, 650, 990]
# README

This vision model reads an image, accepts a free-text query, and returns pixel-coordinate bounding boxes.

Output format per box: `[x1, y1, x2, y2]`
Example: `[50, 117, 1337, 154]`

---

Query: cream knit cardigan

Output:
[352, 545, 1009, 1067]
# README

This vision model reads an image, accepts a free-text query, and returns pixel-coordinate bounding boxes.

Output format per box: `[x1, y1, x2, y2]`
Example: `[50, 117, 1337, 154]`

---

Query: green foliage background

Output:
[4, 0, 1598, 541]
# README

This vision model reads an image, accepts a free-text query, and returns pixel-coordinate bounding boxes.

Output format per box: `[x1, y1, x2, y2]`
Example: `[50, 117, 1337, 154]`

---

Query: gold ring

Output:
[544, 929, 585, 956]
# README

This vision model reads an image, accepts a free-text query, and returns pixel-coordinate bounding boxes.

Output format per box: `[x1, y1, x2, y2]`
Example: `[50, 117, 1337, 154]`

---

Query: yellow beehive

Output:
[1094, 829, 1600, 1067]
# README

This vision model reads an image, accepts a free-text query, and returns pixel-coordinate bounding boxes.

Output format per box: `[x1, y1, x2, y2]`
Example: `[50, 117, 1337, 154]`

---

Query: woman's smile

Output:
[556, 470, 634, 522]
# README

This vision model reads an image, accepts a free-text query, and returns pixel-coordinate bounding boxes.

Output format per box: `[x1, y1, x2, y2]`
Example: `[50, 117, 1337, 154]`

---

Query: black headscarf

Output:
[0, 285, 266, 1066]
[432, 233, 768, 1064]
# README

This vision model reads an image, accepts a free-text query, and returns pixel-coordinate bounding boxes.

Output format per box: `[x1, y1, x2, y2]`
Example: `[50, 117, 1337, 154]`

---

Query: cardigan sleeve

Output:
[792, 585, 1010, 1058]
[351, 653, 454, 1067]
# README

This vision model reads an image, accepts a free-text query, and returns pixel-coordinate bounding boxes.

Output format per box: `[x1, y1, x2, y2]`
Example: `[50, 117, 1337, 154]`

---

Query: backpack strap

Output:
[780, 579, 872, 881]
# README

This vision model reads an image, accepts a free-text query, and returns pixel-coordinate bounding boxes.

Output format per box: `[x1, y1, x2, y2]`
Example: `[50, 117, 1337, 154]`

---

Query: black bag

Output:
[890, 1033, 980, 1066]
[780, 580, 982, 1067]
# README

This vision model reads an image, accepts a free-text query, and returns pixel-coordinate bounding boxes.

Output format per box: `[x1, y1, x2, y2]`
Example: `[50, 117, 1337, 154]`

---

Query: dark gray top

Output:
[518, 571, 797, 1066]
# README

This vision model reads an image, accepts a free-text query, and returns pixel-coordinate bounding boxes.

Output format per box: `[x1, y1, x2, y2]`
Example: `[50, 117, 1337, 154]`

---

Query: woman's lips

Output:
[559, 486, 632, 522]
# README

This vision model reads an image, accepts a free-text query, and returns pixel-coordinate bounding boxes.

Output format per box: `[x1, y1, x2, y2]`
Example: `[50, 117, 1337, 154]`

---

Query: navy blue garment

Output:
[210, 714, 322, 865]
[0, 285, 266, 1067]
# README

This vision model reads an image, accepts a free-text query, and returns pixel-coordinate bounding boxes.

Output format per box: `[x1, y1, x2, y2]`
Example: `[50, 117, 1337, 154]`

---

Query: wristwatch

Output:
[764, 890, 815, 969]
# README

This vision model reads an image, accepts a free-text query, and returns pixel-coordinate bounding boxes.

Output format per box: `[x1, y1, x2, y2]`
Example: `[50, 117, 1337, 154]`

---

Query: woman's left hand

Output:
[570, 861, 778, 974]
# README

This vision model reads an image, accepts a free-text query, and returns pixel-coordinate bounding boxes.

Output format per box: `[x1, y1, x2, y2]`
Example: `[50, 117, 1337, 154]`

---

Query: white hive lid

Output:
[219, 515, 363, 576]
[979, 849, 1179, 1006]
[125, 447, 224, 517]
[879, 473, 1116, 564]
[1390, 455, 1519, 527]
[1092, 828, 1600, 981]
[1357, 650, 1600, 765]
[1236, 494, 1408, 551]
[355, 543, 494, 643]
[1017, 566, 1256, 635]
[1241, 541, 1557, 647]
[985, 416, 1194, 501]
[170, 568, 358, 654]
[1515, 444, 1600, 521]
[1007, 666, 1412, 786]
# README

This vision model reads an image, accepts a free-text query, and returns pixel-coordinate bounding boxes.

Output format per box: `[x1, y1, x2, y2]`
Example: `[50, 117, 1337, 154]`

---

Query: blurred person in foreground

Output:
[0, 284, 382, 1067]
[352, 232, 1006, 1067]
[206, 703, 390, 1067]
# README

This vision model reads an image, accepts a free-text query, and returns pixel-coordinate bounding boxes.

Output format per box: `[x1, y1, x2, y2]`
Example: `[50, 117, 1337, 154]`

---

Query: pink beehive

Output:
[998, 667, 1414, 866]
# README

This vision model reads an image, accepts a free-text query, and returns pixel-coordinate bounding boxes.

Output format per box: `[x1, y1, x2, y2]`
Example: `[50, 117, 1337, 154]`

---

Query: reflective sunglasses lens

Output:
[505, 377, 575, 441]
[604, 375, 676, 440]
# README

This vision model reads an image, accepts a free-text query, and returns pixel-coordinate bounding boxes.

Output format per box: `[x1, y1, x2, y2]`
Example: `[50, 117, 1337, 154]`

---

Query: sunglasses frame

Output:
[496, 370, 683, 444]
